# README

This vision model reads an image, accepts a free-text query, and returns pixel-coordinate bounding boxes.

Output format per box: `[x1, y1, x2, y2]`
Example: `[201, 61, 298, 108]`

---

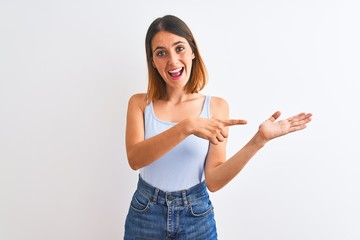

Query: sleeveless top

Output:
[140, 96, 211, 192]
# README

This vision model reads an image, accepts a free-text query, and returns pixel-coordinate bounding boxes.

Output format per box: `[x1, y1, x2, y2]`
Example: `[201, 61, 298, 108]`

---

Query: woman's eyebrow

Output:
[173, 41, 186, 46]
[153, 41, 186, 53]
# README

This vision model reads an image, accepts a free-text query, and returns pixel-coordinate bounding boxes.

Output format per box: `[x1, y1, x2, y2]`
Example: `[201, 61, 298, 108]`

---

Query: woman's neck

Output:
[163, 88, 196, 104]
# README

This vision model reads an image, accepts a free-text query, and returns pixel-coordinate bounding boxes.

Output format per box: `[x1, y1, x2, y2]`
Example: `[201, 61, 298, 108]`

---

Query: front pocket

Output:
[130, 190, 151, 213]
[189, 195, 214, 217]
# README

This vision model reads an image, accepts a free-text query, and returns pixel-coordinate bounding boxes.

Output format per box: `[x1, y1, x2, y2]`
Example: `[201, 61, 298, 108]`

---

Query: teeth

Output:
[169, 67, 182, 73]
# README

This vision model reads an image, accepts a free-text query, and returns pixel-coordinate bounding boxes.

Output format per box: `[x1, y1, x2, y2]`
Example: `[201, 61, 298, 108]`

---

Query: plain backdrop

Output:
[1, 0, 359, 239]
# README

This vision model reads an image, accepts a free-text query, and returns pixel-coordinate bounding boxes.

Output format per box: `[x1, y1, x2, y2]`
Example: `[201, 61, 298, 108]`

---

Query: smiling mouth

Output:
[168, 67, 184, 77]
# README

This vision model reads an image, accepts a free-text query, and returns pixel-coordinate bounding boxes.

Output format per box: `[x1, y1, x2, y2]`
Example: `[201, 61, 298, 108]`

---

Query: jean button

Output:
[167, 194, 176, 201]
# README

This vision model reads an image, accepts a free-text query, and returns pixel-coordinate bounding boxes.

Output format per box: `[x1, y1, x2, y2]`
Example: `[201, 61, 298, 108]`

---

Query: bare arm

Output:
[125, 94, 190, 170]
[205, 131, 265, 192]
[205, 99, 312, 192]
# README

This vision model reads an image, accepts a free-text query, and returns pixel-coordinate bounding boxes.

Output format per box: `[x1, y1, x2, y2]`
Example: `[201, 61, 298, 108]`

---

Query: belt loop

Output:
[182, 190, 188, 206]
[152, 188, 159, 203]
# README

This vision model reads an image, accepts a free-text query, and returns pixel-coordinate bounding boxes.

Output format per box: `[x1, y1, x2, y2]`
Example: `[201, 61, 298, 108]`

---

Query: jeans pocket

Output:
[130, 190, 151, 213]
[189, 195, 214, 217]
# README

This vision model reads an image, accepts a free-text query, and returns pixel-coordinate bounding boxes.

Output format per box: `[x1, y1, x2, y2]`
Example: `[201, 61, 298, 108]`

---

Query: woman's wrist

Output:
[251, 131, 268, 149]
[179, 117, 195, 136]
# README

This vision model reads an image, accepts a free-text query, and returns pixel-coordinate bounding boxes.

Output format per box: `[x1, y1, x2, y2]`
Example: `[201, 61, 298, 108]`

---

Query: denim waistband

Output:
[136, 175, 208, 206]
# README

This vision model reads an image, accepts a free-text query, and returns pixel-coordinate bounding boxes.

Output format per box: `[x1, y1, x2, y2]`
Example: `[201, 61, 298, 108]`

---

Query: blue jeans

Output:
[124, 176, 217, 240]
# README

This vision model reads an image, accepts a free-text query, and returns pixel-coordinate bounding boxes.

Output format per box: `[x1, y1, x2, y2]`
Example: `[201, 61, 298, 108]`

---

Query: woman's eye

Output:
[176, 46, 185, 52]
[156, 51, 166, 57]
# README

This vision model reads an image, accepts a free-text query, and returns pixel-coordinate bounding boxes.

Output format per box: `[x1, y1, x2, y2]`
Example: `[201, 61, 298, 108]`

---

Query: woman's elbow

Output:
[127, 152, 141, 170]
[205, 180, 222, 193]
[128, 161, 140, 171]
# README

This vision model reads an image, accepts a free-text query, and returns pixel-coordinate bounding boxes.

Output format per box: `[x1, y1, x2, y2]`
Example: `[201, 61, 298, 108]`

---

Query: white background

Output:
[1, 0, 359, 239]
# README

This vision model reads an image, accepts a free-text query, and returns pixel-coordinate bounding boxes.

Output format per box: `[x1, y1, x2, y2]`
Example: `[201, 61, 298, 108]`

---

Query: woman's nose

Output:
[168, 52, 179, 65]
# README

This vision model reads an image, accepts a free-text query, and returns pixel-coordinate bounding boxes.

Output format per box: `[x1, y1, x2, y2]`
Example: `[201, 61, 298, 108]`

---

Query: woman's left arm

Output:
[204, 98, 312, 192]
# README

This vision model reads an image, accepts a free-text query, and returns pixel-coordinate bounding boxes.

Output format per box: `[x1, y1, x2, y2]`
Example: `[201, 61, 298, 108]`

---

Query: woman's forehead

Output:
[151, 31, 188, 49]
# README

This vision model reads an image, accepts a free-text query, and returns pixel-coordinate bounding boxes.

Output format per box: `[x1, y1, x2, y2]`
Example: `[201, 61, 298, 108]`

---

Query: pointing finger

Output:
[221, 119, 248, 126]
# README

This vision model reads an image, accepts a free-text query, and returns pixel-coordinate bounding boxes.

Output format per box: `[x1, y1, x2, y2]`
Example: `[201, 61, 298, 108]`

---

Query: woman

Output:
[124, 15, 312, 240]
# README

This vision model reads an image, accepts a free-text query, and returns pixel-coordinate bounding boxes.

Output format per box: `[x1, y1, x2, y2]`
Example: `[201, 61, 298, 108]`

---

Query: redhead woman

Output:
[124, 15, 312, 240]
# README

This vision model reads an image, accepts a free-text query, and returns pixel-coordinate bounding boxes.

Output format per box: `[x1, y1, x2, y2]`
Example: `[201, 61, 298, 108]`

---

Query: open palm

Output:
[259, 111, 312, 142]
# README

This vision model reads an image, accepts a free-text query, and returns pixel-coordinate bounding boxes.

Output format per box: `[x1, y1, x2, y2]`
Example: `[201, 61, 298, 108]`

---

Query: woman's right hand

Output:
[185, 118, 247, 144]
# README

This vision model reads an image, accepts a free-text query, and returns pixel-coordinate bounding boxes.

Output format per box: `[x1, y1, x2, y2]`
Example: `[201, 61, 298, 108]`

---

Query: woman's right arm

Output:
[125, 94, 192, 170]
[125, 94, 246, 170]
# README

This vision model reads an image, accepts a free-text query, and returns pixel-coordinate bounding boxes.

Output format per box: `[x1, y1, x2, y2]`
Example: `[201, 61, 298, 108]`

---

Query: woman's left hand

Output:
[258, 111, 312, 143]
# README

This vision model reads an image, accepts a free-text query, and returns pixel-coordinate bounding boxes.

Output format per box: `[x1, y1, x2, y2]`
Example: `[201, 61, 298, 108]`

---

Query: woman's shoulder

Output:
[209, 95, 228, 108]
[128, 93, 147, 112]
[209, 95, 229, 118]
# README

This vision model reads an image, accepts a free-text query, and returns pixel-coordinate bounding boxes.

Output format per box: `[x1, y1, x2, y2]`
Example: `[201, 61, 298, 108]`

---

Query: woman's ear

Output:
[192, 52, 195, 60]
[152, 60, 156, 68]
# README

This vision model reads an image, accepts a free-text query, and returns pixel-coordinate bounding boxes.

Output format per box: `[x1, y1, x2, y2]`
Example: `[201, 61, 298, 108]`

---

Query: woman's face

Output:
[151, 31, 195, 91]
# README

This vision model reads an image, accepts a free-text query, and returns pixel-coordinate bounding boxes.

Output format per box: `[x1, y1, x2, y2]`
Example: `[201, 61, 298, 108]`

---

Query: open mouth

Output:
[168, 67, 184, 78]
